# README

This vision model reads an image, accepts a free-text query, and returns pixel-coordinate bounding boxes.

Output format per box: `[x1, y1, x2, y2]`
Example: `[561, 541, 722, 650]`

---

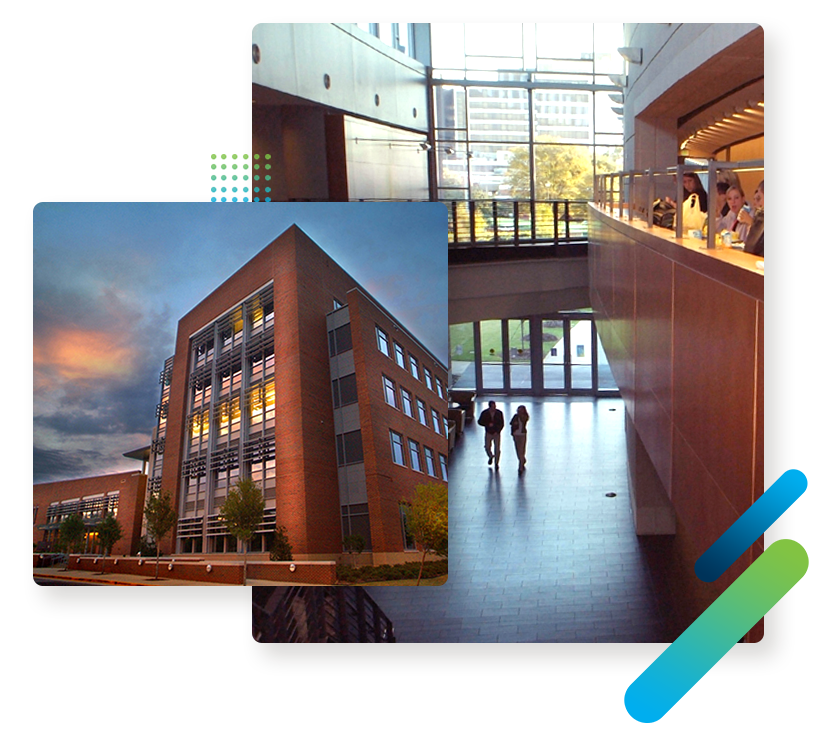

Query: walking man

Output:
[477, 400, 505, 470]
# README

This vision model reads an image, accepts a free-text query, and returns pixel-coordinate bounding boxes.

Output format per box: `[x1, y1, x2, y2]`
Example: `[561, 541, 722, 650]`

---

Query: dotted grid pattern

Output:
[211, 154, 272, 202]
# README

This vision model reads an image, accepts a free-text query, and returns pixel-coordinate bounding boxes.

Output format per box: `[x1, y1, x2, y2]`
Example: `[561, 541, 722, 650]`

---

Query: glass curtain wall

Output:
[431, 23, 624, 202]
[451, 314, 618, 396]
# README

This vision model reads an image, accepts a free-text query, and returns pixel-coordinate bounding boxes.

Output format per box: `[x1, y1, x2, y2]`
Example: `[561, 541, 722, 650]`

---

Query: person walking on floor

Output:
[510, 405, 529, 474]
[477, 400, 504, 470]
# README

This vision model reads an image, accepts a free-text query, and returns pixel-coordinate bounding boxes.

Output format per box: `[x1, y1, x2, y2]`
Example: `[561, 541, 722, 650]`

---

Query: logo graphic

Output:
[624, 469, 808, 723]
[210, 153, 250, 202]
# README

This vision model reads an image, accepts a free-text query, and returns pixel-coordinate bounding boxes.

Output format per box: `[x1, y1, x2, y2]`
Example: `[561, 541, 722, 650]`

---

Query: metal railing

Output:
[445, 199, 589, 249]
[595, 160, 764, 249]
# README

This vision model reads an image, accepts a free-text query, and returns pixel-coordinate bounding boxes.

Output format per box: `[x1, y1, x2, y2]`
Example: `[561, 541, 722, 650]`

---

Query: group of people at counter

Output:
[672, 172, 764, 257]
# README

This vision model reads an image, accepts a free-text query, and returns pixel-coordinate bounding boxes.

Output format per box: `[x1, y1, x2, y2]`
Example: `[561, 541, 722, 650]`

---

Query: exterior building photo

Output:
[148, 224, 449, 563]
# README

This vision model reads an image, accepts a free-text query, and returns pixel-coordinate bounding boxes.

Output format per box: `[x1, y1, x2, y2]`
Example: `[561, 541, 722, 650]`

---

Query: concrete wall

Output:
[449, 258, 590, 325]
[252, 24, 429, 133]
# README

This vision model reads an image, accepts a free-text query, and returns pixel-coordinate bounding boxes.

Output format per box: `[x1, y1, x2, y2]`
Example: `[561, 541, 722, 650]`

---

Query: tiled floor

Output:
[369, 396, 672, 642]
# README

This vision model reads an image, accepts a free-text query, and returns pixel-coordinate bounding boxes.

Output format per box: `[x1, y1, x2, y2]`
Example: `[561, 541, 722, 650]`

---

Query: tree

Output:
[343, 534, 366, 569]
[144, 491, 177, 580]
[503, 140, 600, 201]
[219, 478, 265, 585]
[94, 513, 122, 574]
[269, 525, 294, 562]
[403, 483, 449, 585]
[58, 513, 86, 571]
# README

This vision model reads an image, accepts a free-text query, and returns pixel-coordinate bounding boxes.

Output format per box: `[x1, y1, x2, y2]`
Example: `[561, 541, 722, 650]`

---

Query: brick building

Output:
[33, 470, 147, 556]
[147, 225, 448, 563]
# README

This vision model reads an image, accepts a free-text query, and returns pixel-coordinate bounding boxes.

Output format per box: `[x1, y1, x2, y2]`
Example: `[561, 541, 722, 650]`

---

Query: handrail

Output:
[595, 160, 764, 250]
[445, 199, 590, 249]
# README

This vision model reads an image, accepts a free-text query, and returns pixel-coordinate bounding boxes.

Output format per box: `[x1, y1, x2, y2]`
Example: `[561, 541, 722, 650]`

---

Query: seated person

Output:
[716, 185, 751, 243]
[737, 180, 764, 257]
[716, 181, 730, 218]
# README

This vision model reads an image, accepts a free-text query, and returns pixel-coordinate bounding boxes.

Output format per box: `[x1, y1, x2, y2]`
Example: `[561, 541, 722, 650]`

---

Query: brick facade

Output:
[33, 471, 147, 556]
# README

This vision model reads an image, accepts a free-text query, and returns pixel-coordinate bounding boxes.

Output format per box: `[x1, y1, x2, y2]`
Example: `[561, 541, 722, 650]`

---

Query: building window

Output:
[376, 326, 391, 357]
[342, 503, 372, 551]
[409, 354, 420, 380]
[439, 454, 448, 481]
[382, 375, 398, 408]
[416, 399, 428, 426]
[394, 342, 406, 370]
[390, 431, 406, 466]
[408, 439, 422, 471]
[431, 408, 442, 434]
[399, 503, 416, 550]
[333, 297, 345, 310]
[400, 388, 414, 417]
[424, 447, 437, 477]
[424, 367, 433, 390]
[328, 323, 352, 356]
[336, 430, 364, 466]
[332, 373, 358, 408]
[435, 375, 445, 399]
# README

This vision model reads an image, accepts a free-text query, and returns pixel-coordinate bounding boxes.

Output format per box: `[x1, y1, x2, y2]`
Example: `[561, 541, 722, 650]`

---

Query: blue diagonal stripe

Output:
[694, 469, 807, 582]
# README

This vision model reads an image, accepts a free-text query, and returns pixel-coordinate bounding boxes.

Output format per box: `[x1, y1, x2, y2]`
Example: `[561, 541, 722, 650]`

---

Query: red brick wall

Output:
[348, 290, 449, 559]
[33, 472, 147, 556]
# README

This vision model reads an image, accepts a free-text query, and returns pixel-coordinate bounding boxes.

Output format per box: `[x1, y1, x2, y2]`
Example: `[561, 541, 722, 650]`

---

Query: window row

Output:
[389, 431, 448, 481]
[382, 375, 448, 437]
[188, 381, 275, 449]
[375, 325, 446, 400]
[192, 300, 274, 368]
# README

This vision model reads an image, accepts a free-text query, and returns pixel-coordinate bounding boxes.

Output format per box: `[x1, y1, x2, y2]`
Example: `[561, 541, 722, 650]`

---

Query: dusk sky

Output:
[33, 202, 448, 483]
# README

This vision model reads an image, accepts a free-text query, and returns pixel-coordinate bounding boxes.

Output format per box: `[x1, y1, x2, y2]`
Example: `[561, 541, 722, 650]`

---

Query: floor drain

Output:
[605, 493, 617, 498]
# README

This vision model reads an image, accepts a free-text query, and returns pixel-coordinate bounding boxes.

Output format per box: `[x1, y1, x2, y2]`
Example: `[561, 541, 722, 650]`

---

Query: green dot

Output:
[221, 154, 227, 159]
[232, 175, 237, 180]
[243, 154, 249, 160]
[265, 164, 271, 170]
[254, 175, 259, 181]
[221, 175, 227, 180]
[265, 175, 271, 181]
[221, 164, 226, 169]
[232, 164, 237, 169]
[243, 175, 248, 181]
[211, 154, 217, 160]
[243, 164, 248, 170]
[254, 154, 260, 160]
[211, 164, 216, 169]
[211, 175, 216, 180]
[265, 154, 271, 160]
[232, 154, 238, 160]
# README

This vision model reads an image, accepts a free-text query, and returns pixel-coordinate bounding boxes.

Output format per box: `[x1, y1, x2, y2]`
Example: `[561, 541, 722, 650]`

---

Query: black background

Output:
[27, 18, 808, 712]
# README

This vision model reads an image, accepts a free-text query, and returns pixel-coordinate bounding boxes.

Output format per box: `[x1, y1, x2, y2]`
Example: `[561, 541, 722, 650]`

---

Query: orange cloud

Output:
[34, 328, 137, 381]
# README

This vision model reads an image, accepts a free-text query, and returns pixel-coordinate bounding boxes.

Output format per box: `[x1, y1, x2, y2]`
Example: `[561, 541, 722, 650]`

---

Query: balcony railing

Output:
[446, 199, 588, 247]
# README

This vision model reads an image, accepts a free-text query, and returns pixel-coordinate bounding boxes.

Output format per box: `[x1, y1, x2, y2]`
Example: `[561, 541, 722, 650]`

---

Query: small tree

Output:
[144, 491, 177, 580]
[94, 513, 122, 574]
[219, 478, 265, 585]
[343, 533, 366, 569]
[58, 513, 86, 571]
[404, 483, 449, 585]
[269, 525, 294, 562]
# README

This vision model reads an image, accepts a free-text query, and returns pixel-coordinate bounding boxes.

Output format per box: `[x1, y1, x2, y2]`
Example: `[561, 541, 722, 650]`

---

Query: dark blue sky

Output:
[33, 202, 448, 483]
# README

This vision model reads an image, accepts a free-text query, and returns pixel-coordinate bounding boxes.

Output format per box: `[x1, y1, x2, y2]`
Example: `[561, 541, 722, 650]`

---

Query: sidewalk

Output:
[33, 566, 309, 587]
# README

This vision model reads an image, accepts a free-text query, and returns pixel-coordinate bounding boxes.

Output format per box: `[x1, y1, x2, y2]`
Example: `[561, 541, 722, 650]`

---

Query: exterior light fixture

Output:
[608, 92, 623, 104]
[611, 106, 623, 116]
[206, 564, 212, 573]
[289, 563, 297, 572]
[168, 562, 174, 571]
[617, 46, 643, 64]
[608, 74, 628, 88]
[419, 142, 431, 151]
[444, 147, 455, 155]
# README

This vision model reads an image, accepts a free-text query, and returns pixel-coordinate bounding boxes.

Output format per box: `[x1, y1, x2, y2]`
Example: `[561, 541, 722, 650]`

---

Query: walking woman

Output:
[510, 405, 529, 474]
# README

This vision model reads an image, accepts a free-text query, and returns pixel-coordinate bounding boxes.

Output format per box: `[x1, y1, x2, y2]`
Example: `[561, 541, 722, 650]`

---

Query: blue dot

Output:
[243, 187, 249, 192]
[232, 187, 237, 192]
[211, 175, 216, 180]
[221, 197, 227, 202]
[265, 187, 271, 193]
[265, 197, 271, 202]
[243, 197, 249, 202]
[254, 187, 260, 192]
[221, 187, 226, 192]
[232, 197, 238, 202]
[211, 197, 217, 202]
[221, 175, 226, 180]
[211, 187, 216, 192]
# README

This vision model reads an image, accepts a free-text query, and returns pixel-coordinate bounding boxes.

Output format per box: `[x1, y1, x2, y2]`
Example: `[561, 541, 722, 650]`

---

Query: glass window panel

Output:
[383, 376, 398, 408]
[463, 23, 522, 58]
[535, 23, 593, 61]
[468, 88, 529, 144]
[593, 23, 626, 75]
[594, 91, 624, 136]
[449, 322, 476, 390]
[390, 431, 406, 466]
[408, 439, 422, 471]
[534, 144, 595, 200]
[429, 23, 465, 69]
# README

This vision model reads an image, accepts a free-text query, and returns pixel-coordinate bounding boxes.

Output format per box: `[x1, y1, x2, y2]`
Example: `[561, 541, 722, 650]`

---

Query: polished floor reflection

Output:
[370, 396, 672, 642]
